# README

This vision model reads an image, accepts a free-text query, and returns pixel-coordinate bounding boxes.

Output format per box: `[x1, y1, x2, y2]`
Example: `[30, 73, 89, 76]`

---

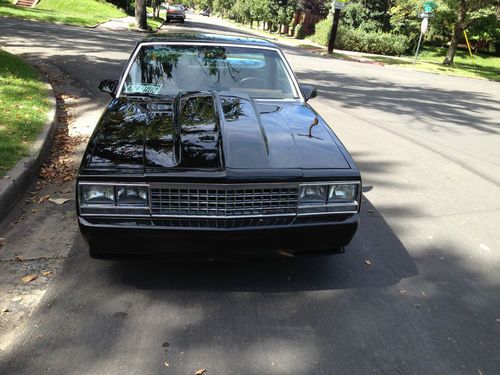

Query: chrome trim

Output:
[78, 181, 361, 219]
[297, 211, 358, 216]
[299, 181, 361, 186]
[115, 42, 304, 102]
[149, 183, 299, 218]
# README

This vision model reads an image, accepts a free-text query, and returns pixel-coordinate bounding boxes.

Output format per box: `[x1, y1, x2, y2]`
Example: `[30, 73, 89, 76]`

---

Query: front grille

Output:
[153, 216, 294, 228]
[150, 184, 299, 218]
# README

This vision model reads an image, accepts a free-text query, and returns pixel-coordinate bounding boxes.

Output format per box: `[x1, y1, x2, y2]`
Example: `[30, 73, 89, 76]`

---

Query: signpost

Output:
[414, 2, 436, 63]
[328, 0, 350, 54]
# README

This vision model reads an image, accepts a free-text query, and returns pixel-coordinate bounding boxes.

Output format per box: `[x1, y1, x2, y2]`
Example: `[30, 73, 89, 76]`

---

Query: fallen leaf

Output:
[42, 271, 55, 277]
[37, 195, 50, 204]
[49, 198, 70, 205]
[195, 369, 207, 375]
[164, 362, 169, 367]
[0, 237, 6, 247]
[22, 274, 38, 283]
[399, 289, 407, 295]
[364, 259, 372, 266]
[15, 255, 25, 261]
[4, 175, 10, 179]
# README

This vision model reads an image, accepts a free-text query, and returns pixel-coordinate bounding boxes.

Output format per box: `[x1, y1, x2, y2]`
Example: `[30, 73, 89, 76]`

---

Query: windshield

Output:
[122, 45, 298, 99]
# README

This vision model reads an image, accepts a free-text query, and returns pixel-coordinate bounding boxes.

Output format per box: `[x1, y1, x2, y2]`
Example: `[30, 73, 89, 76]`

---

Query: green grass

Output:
[362, 47, 500, 81]
[0, 49, 51, 177]
[147, 17, 164, 32]
[0, 0, 125, 27]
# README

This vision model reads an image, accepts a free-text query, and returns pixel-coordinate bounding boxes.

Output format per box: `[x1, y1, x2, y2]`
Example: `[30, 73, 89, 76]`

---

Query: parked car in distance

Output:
[200, 8, 210, 16]
[78, 33, 362, 259]
[166, 5, 185, 23]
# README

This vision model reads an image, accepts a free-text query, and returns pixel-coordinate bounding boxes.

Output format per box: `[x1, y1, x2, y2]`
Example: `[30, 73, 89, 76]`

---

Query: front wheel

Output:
[166, 18, 170, 23]
[180, 18, 185, 23]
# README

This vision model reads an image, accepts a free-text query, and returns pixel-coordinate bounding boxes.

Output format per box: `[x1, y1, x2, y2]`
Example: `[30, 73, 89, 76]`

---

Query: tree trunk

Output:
[443, 0, 466, 66]
[135, 0, 148, 30]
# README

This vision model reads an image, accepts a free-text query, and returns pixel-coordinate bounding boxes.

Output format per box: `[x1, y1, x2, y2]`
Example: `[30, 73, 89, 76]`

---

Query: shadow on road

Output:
[107, 194, 417, 293]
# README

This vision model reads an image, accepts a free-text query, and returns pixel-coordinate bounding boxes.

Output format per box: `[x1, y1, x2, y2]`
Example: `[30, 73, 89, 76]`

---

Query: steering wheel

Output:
[236, 77, 267, 89]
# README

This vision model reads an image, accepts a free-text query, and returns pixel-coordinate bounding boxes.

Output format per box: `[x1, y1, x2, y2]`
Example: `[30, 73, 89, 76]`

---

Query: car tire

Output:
[166, 18, 170, 23]
[180, 18, 185, 23]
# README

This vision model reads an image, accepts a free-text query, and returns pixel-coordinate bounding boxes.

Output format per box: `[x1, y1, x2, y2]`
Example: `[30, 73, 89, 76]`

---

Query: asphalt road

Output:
[1, 14, 499, 375]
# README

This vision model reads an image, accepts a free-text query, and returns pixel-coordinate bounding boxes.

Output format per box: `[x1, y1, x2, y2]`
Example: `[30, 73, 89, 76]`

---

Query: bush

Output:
[294, 23, 306, 39]
[308, 18, 411, 56]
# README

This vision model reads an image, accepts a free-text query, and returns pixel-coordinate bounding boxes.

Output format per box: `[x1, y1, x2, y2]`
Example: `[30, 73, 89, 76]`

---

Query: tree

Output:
[442, 0, 498, 65]
[135, 0, 147, 30]
[151, 0, 161, 18]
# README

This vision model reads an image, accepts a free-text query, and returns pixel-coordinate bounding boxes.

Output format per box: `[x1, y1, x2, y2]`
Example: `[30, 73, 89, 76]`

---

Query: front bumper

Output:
[78, 214, 359, 258]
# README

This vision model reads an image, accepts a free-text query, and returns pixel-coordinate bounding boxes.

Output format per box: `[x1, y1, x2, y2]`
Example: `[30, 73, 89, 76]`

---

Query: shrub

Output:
[308, 18, 411, 56]
[294, 23, 306, 39]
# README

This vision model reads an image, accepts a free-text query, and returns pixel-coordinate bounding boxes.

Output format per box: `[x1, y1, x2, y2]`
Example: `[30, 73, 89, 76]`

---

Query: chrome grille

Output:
[150, 184, 299, 218]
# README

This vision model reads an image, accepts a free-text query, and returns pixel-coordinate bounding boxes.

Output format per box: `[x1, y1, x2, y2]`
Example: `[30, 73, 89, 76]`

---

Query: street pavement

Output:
[0, 14, 499, 375]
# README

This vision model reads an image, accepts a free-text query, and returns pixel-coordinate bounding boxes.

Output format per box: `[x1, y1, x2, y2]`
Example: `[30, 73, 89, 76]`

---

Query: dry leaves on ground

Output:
[0, 237, 6, 248]
[195, 369, 207, 375]
[42, 271, 55, 277]
[39, 128, 86, 185]
[21, 274, 38, 283]
[37, 195, 50, 204]
[49, 198, 70, 205]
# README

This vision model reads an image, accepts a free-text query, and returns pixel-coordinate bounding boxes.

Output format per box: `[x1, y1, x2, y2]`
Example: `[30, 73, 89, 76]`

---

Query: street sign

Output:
[333, 0, 350, 10]
[423, 1, 437, 13]
[421, 17, 429, 34]
[418, 12, 435, 18]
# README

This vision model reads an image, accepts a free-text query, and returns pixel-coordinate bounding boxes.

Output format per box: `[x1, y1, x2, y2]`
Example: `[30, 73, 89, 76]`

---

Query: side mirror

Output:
[300, 85, 318, 101]
[98, 79, 118, 97]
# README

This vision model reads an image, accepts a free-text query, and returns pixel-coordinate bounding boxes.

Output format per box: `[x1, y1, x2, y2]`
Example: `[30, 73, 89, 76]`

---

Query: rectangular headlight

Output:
[298, 181, 360, 215]
[117, 185, 148, 206]
[298, 185, 327, 204]
[80, 185, 115, 205]
[328, 184, 358, 202]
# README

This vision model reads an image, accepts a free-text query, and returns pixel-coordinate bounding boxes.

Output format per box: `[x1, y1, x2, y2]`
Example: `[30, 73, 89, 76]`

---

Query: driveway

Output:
[0, 14, 499, 375]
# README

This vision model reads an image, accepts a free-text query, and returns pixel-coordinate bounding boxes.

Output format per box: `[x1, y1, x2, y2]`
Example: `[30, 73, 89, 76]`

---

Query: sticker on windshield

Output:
[125, 84, 162, 94]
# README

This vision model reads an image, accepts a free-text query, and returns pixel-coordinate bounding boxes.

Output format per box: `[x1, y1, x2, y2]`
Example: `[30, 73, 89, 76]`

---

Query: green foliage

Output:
[0, 49, 50, 176]
[295, 22, 306, 39]
[309, 18, 411, 55]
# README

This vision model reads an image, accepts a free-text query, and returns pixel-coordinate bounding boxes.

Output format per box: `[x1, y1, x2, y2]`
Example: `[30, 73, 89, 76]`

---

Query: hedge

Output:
[307, 18, 411, 56]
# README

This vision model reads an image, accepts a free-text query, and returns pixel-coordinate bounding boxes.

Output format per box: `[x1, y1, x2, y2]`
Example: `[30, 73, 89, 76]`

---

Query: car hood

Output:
[81, 92, 352, 174]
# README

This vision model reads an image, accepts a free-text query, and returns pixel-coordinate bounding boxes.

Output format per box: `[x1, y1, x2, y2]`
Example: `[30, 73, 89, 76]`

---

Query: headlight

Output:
[298, 182, 360, 215]
[299, 185, 327, 203]
[117, 185, 148, 206]
[80, 185, 115, 205]
[328, 184, 357, 201]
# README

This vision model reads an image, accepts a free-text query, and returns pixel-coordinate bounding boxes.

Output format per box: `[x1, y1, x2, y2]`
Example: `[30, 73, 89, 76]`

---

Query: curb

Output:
[0, 80, 58, 222]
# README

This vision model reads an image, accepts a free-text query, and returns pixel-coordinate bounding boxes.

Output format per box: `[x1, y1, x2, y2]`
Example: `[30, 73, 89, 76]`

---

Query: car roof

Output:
[140, 32, 279, 48]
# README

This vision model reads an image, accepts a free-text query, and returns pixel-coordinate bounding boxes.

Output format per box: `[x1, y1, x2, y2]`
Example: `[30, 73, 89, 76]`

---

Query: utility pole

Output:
[328, 0, 349, 54]
[328, 8, 342, 54]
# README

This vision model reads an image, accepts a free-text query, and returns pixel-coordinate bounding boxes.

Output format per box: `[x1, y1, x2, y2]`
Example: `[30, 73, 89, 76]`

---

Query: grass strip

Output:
[0, 0, 126, 27]
[0, 49, 51, 176]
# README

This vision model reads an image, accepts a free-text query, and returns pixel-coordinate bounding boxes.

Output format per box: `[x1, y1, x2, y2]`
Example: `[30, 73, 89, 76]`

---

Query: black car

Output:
[77, 33, 362, 259]
[166, 5, 185, 23]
